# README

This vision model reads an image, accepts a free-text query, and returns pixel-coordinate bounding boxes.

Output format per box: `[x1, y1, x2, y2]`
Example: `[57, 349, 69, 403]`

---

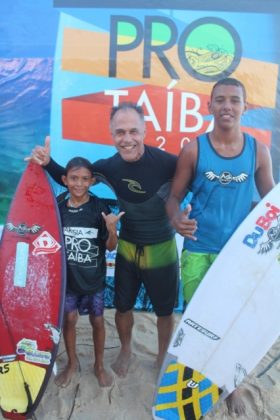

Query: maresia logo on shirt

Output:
[122, 179, 146, 194]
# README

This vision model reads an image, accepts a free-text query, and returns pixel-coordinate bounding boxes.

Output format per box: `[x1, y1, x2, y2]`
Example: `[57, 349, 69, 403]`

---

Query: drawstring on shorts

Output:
[135, 245, 144, 267]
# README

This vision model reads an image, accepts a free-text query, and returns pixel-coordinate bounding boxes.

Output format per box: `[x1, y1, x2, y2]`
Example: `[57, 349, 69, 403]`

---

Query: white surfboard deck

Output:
[153, 183, 280, 420]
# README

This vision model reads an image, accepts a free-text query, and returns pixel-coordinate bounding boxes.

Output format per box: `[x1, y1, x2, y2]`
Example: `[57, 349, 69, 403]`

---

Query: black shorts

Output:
[114, 238, 179, 316]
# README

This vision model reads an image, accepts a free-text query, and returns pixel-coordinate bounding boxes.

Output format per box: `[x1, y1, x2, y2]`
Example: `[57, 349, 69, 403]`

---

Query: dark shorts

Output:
[115, 238, 179, 317]
[65, 290, 104, 316]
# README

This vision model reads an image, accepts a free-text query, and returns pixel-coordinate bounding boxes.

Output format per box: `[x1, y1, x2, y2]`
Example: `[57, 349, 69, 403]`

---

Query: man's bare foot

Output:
[226, 389, 246, 416]
[94, 365, 113, 387]
[111, 350, 131, 378]
[55, 360, 79, 388]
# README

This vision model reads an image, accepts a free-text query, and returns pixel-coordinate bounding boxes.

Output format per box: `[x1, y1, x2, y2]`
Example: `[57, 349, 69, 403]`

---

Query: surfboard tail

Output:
[153, 359, 223, 420]
[1, 410, 27, 420]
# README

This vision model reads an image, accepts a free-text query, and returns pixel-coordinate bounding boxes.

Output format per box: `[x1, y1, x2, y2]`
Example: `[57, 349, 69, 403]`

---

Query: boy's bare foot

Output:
[226, 389, 246, 416]
[94, 365, 113, 387]
[55, 360, 79, 388]
[111, 350, 131, 378]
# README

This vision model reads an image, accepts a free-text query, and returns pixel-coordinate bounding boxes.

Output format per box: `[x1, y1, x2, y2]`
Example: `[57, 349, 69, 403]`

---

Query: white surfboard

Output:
[153, 183, 280, 420]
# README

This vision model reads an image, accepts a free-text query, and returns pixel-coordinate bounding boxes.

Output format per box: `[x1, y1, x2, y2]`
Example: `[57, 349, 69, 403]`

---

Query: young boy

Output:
[56, 157, 124, 388]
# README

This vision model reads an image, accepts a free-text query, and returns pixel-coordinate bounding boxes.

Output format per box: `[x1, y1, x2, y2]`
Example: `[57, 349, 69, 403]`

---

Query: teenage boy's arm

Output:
[255, 142, 275, 198]
[166, 141, 197, 239]
[102, 211, 125, 251]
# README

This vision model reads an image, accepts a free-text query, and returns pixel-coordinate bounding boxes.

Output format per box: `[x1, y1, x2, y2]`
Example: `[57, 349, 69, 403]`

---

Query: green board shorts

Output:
[115, 238, 179, 316]
[181, 250, 217, 304]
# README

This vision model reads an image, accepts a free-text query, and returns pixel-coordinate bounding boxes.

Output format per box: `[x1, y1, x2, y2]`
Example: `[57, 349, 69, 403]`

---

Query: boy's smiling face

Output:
[62, 167, 94, 204]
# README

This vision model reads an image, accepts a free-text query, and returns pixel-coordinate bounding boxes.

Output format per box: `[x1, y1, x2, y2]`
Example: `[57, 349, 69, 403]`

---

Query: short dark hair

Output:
[211, 77, 246, 101]
[65, 157, 93, 175]
[110, 102, 144, 122]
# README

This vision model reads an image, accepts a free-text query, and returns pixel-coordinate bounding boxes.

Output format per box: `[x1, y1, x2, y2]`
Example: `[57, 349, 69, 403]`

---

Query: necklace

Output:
[68, 197, 89, 208]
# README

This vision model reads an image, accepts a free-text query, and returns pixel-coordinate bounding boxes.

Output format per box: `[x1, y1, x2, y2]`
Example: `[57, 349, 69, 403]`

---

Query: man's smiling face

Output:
[110, 108, 146, 162]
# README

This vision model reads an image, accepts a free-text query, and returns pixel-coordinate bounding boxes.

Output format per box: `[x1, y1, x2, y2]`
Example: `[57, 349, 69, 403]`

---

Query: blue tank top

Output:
[183, 133, 256, 253]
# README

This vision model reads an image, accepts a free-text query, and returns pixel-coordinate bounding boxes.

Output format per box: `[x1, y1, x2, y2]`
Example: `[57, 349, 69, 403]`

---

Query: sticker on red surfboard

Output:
[0, 162, 66, 419]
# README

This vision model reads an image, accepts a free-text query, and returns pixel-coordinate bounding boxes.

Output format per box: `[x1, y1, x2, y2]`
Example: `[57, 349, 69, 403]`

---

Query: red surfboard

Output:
[0, 162, 66, 419]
